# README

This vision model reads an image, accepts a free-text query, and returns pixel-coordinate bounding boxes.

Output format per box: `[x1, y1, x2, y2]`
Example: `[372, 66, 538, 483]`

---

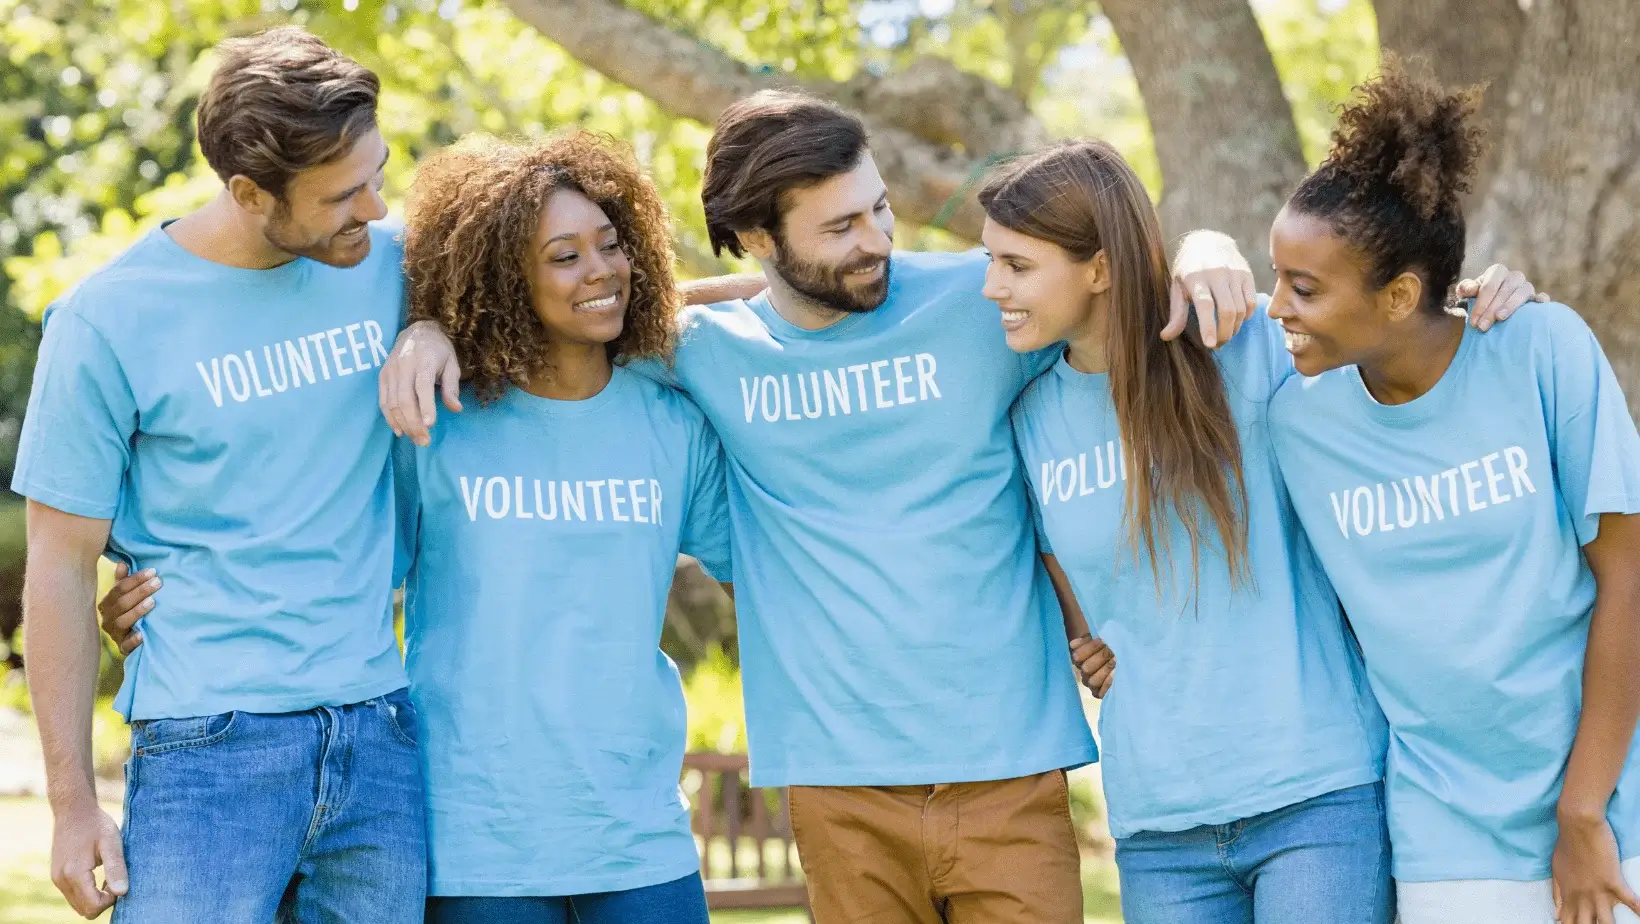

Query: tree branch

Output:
[497, 0, 1046, 239]
[1100, 0, 1308, 287]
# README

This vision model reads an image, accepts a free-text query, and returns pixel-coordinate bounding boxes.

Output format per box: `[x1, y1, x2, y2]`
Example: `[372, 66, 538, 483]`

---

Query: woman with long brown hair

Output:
[980, 138, 1539, 922]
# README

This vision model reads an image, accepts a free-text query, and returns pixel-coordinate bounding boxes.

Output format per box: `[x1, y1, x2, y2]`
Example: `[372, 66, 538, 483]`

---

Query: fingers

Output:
[1097, 671, 1114, 698]
[1471, 266, 1533, 332]
[1191, 280, 1220, 348]
[1240, 273, 1257, 316]
[55, 861, 114, 919]
[411, 369, 436, 446]
[99, 569, 158, 651]
[1616, 883, 1640, 918]
[439, 355, 464, 413]
[98, 824, 128, 900]
[1212, 276, 1242, 346]
[1161, 279, 1188, 341]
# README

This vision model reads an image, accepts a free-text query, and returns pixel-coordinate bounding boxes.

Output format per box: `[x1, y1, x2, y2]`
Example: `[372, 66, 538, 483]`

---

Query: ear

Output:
[227, 175, 278, 219]
[1084, 250, 1112, 296]
[737, 227, 776, 262]
[1381, 271, 1425, 322]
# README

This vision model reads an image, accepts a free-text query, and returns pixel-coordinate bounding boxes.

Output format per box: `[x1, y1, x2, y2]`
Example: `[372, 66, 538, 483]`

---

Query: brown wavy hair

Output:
[403, 131, 680, 404]
[980, 140, 1250, 599]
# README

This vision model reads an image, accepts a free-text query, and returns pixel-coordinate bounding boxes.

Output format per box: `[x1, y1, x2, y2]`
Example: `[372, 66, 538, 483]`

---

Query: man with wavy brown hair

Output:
[15, 26, 426, 923]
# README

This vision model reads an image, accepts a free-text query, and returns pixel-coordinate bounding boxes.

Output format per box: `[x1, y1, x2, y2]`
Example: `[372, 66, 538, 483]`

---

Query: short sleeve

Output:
[390, 436, 421, 587]
[1541, 307, 1640, 546]
[12, 309, 138, 518]
[680, 416, 733, 581]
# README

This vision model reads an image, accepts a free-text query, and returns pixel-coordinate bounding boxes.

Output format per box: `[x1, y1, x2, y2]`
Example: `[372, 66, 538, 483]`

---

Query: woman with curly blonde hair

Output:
[392, 130, 732, 924]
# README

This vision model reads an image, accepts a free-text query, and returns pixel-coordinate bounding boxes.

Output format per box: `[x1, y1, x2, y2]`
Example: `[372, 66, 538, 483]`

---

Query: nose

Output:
[862, 219, 892, 258]
[981, 263, 1006, 302]
[1266, 281, 1294, 320]
[584, 247, 616, 284]
[357, 185, 388, 224]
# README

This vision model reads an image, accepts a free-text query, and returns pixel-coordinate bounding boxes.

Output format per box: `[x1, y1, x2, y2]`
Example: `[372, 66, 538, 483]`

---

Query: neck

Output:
[1359, 312, 1466, 405]
[1062, 296, 1111, 375]
[165, 192, 298, 270]
[522, 339, 613, 401]
[762, 262, 852, 331]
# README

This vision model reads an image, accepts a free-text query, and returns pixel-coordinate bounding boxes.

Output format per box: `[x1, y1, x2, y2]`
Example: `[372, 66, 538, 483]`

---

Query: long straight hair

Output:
[979, 140, 1250, 598]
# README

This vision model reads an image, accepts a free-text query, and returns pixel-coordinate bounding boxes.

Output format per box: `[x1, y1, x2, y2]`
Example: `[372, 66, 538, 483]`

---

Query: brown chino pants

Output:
[788, 769, 1084, 924]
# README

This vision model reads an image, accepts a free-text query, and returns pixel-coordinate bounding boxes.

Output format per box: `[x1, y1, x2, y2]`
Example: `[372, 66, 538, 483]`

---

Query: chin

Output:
[1292, 354, 1339, 378]
[1002, 328, 1048, 355]
[313, 237, 372, 269]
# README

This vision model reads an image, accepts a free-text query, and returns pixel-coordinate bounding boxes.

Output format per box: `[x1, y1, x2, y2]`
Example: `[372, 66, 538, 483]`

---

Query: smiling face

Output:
[979, 217, 1103, 354]
[1267, 206, 1402, 377]
[528, 187, 632, 348]
[764, 154, 895, 313]
[259, 127, 390, 268]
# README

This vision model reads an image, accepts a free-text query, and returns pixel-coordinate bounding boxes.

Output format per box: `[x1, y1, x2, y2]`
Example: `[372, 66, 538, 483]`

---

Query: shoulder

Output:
[45, 230, 174, 333]
[1009, 364, 1061, 434]
[890, 248, 988, 293]
[678, 299, 766, 343]
[1269, 365, 1353, 430]
[1487, 300, 1595, 358]
[623, 368, 710, 428]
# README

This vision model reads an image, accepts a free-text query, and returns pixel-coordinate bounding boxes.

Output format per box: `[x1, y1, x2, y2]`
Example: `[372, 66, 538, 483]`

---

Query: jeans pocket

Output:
[130, 711, 238, 756]
[381, 690, 420, 749]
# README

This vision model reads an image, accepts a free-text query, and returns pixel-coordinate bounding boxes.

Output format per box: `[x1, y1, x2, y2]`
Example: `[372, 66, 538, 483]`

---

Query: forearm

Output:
[679, 273, 765, 307]
[1042, 554, 1091, 643]
[1560, 584, 1640, 821]
[25, 550, 105, 814]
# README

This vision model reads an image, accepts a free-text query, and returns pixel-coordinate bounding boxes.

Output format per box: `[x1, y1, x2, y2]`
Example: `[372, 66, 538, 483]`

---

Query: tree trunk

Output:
[1100, 0, 1308, 287]
[1470, 0, 1640, 407]
[498, 0, 1051, 240]
[1371, 0, 1525, 224]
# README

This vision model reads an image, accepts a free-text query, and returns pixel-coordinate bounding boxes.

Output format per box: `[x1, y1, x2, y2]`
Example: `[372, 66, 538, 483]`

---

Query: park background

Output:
[0, 0, 1635, 920]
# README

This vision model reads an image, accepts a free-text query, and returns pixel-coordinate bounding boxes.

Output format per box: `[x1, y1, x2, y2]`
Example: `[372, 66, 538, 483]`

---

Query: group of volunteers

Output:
[15, 20, 1640, 924]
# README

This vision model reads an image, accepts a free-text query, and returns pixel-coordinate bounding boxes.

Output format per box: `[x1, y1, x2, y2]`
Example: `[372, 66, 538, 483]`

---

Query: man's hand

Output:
[50, 801, 126, 919]
[378, 320, 462, 447]
[98, 563, 156, 656]
[1457, 263, 1548, 332]
[1069, 635, 1116, 699]
[1166, 230, 1257, 349]
[1552, 812, 1640, 924]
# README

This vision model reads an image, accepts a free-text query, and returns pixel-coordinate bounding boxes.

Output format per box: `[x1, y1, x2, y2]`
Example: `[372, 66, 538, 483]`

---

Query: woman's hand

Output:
[98, 562, 159, 656]
[1552, 811, 1640, 924]
[1069, 635, 1116, 698]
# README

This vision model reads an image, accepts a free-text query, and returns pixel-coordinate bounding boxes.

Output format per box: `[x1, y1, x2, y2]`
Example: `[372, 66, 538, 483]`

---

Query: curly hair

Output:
[403, 131, 680, 404]
[1287, 59, 1485, 314]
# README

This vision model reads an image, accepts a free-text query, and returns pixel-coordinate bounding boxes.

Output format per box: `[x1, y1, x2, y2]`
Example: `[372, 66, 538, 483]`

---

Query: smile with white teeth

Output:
[1283, 330, 1313, 353]
[574, 294, 619, 312]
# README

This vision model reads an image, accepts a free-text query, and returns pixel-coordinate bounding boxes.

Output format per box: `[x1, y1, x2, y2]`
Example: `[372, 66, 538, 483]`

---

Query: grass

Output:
[0, 796, 1121, 923]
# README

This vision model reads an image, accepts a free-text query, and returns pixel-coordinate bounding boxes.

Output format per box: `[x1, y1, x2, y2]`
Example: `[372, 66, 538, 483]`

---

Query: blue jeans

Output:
[424, 873, 710, 924]
[112, 689, 426, 924]
[1114, 782, 1392, 924]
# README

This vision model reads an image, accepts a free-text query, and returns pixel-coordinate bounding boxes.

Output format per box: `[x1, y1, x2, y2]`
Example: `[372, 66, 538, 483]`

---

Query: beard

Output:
[769, 239, 891, 315]
[264, 207, 372, 269]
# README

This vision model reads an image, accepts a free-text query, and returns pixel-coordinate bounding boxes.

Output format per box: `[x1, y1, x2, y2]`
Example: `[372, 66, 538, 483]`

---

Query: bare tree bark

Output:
[1371, 0, 1525, 220]
[1100, 0, 1308, 286]
[1470, 0, 1640, 405]
[498, 0, 1052, 239]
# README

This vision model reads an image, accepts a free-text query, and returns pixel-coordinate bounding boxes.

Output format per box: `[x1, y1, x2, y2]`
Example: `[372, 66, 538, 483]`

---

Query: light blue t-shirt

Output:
[395, 367, 732, 896]
[1269, 302, 1640, 881]
[13, 223, 408, 721]
[635, 249, 1096, 787]
[1011, 303, 1384, 838]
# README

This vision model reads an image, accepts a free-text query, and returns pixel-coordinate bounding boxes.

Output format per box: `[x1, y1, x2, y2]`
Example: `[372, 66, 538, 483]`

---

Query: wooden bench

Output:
[683, 752, 813, 919]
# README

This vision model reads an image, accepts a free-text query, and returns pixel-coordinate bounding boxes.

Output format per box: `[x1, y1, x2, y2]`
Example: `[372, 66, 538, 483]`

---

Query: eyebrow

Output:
[822, 192, 889, 229]
[541, 223, 617, 251]
[325, 150, 391, 204]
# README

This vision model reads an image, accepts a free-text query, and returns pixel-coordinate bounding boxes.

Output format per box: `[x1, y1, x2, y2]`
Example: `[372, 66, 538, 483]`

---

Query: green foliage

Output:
[683, 644, 747, 754]
[1258, 0, 1381, 166]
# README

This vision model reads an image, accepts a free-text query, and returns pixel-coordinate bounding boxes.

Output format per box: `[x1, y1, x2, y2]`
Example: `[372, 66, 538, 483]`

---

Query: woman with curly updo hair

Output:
[1268, 65, 1640, 923]
[392, 131, 731, 924]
